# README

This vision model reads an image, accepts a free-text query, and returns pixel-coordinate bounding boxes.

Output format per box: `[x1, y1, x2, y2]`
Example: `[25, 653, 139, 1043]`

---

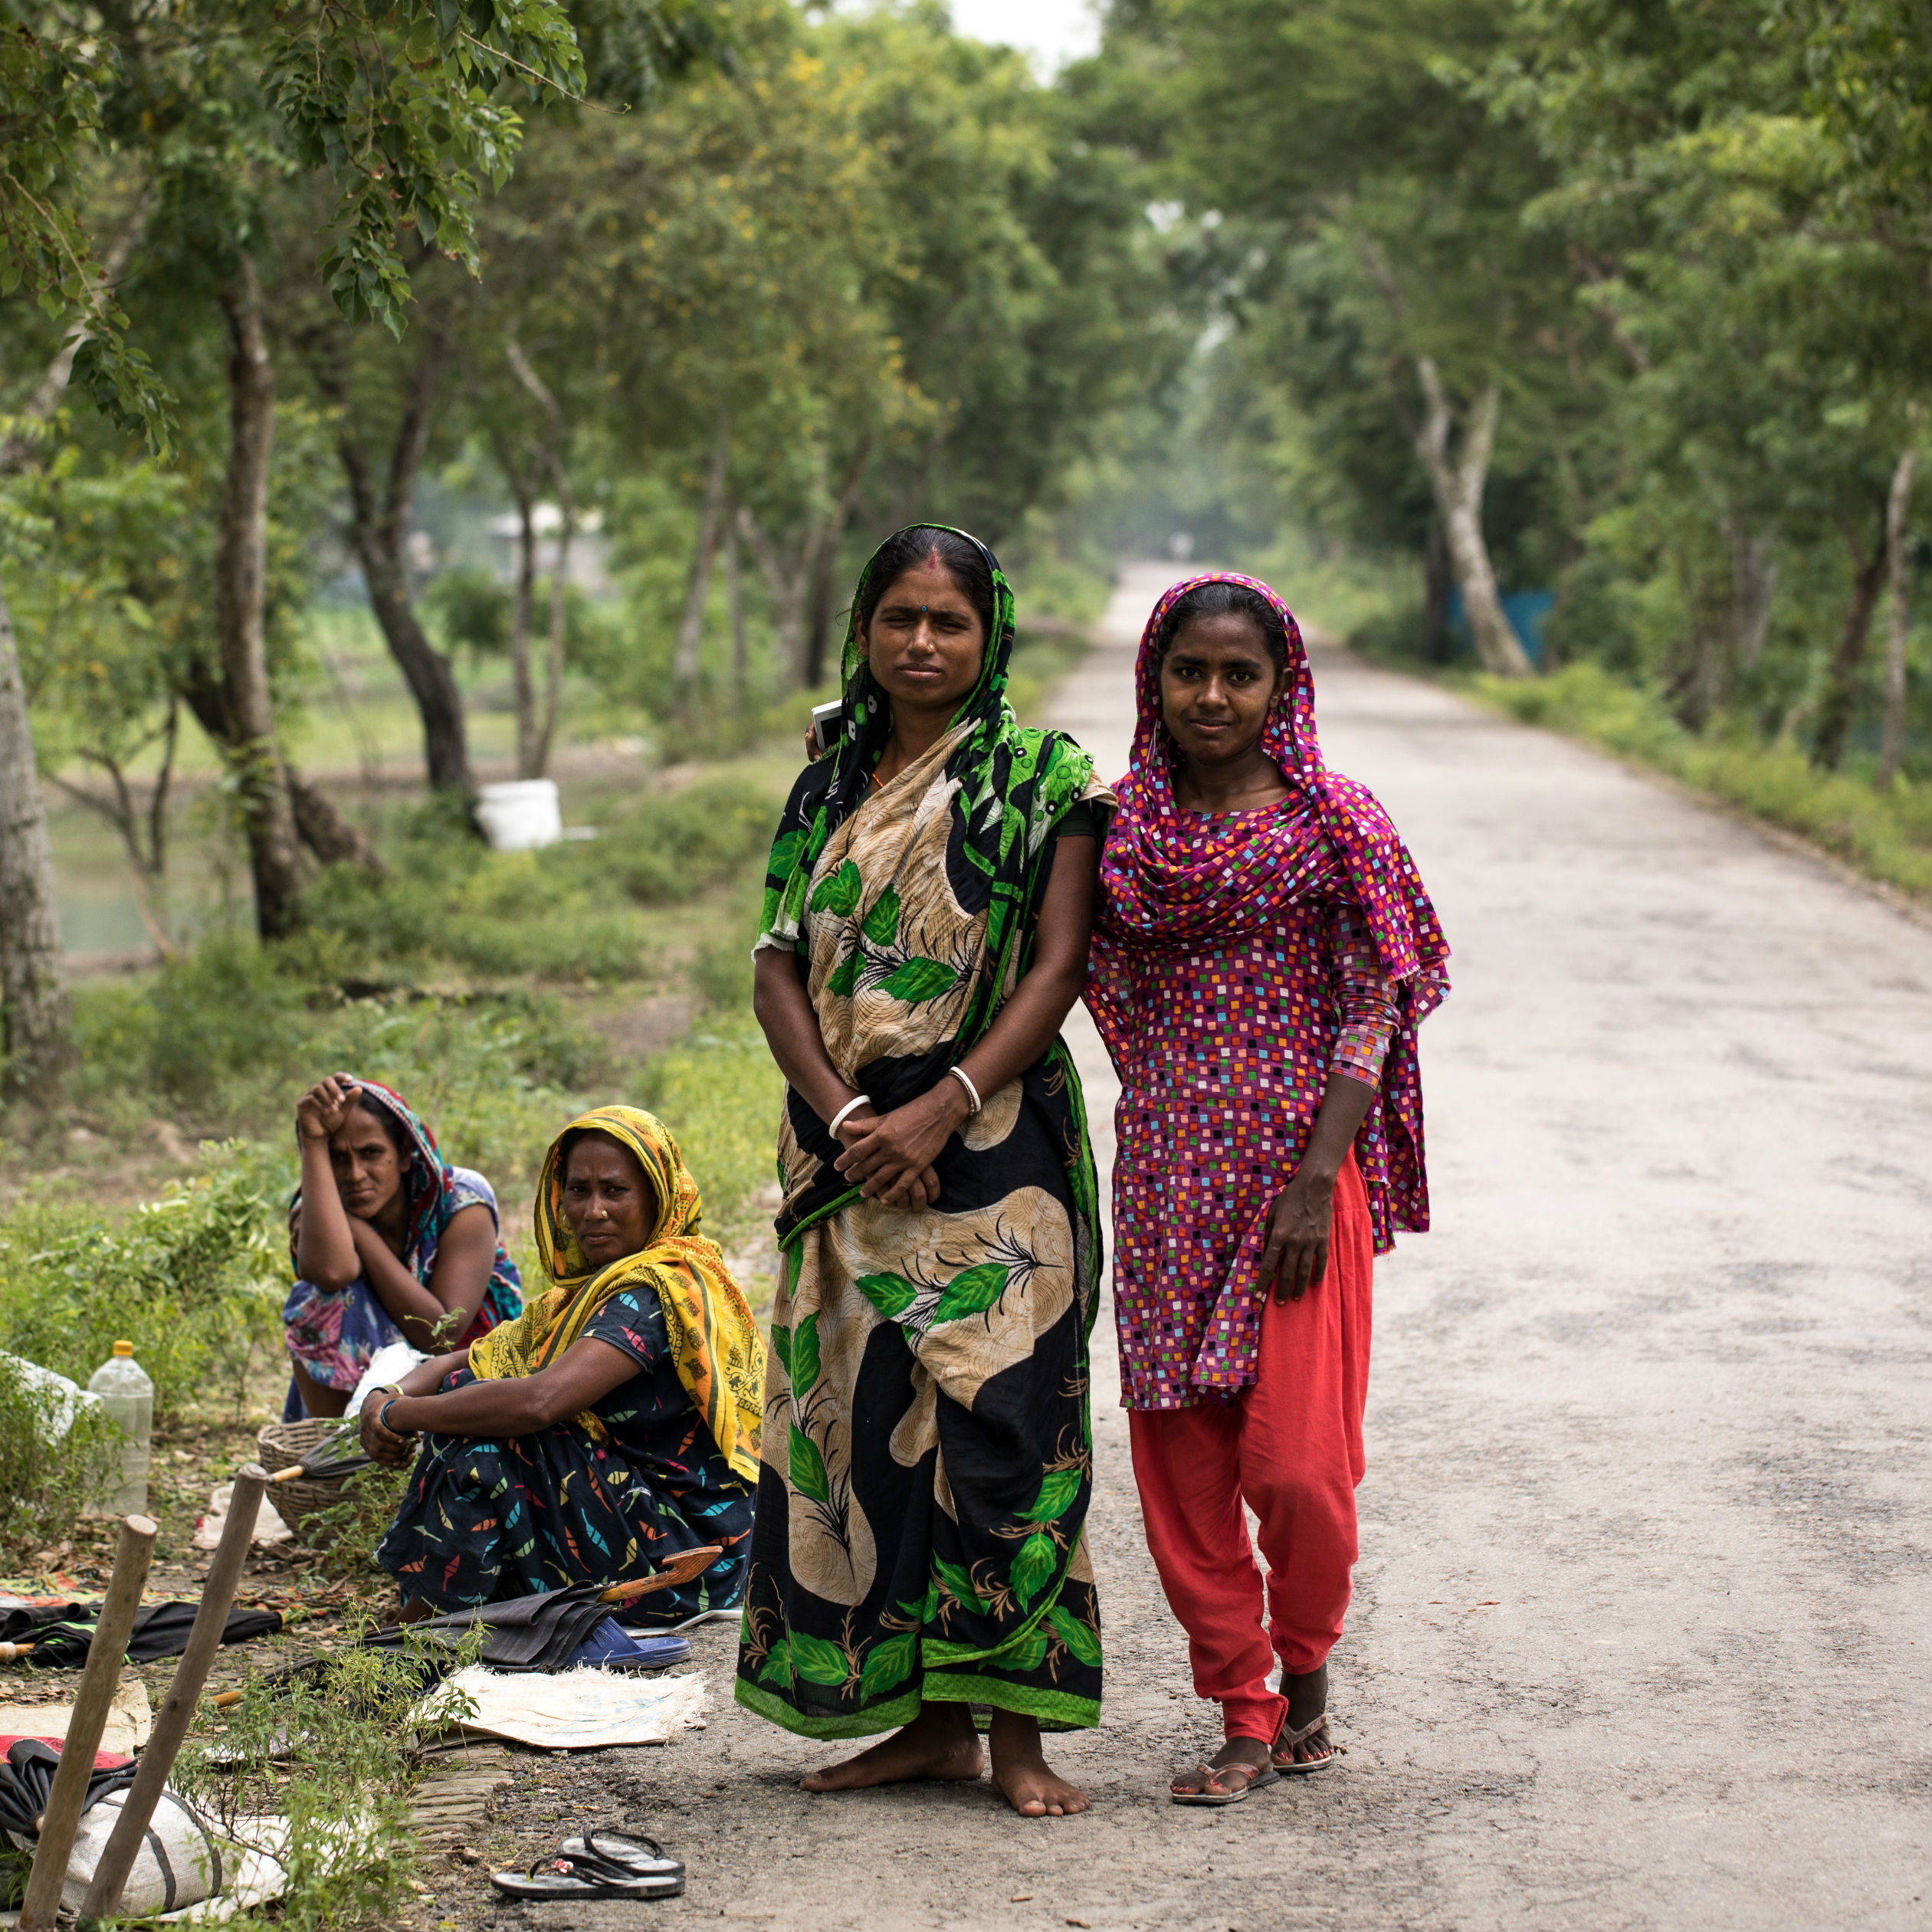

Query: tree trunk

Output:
[215, 260, 304, 940]
[802, 441, 873, 687]
[675, 413, 731, 697]
[287, 776, 385, 874]
[50, 700, 180, 957]
[0, 586, 73, 1094]
[1728, 526, 1777, 672]
[726, 517, 747, 707]
[313, 324, 473, 797]
[539, 494, 572, 776]
[1812, 513, 1889, 771]
[503, 469, 540, 780]
[1406, 362, 1533, 677]
[1421, 516, 1450, 660]
[737, 510, 808, 682]
[1879, 446, 1917, 788]
[1678, 546, 1734, 730]
[502, 341, 572, 776]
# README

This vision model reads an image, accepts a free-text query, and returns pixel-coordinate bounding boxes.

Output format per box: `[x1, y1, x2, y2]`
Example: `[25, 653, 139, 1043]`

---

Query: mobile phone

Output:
[809, 699, 845, 756]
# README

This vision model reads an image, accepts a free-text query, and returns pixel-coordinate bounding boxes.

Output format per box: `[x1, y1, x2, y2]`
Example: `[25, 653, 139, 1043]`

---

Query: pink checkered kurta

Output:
[1104, 842, 1399, 1409]
[1087, 574, 1449, 1412]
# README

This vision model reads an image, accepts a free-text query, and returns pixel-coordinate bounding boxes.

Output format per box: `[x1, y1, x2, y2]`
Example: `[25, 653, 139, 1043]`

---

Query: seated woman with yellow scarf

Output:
[359, 1108, 763, 1625]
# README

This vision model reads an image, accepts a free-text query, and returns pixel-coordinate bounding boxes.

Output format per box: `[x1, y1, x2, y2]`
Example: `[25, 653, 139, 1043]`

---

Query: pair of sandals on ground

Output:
[491, 1829, 683, 1901]
[1172, 1709, 1340, 1806]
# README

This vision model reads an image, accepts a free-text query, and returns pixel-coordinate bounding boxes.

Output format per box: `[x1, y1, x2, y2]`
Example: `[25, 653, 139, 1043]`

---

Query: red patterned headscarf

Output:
[1088, 572, 1449, 1242]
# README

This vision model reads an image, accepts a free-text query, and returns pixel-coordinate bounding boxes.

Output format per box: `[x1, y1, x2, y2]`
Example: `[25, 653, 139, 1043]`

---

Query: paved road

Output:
[494, 564, 1932, 1932]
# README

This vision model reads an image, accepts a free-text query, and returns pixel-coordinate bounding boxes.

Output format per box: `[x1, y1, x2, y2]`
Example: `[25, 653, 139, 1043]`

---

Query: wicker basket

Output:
[257, 1417, 353, 1536]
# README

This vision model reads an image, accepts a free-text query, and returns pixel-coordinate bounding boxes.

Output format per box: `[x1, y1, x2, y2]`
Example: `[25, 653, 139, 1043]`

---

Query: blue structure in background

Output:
[1445, 589, 1555, 667]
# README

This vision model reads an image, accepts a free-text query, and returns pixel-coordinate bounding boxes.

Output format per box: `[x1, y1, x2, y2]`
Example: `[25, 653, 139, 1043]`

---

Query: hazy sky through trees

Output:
[947, 0, 1098, 70]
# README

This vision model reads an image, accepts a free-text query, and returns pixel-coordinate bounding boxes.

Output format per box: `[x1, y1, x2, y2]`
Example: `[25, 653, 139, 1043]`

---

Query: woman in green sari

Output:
[736, 526, 1110, 1818]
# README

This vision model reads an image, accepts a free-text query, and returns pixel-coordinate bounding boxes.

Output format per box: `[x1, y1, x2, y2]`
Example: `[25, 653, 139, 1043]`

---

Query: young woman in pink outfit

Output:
[1087, 574, 1448, 1804]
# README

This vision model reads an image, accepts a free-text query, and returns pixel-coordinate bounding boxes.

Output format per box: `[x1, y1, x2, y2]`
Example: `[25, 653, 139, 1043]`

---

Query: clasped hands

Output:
[832, 1079, 973, 1210]
[359, 1391, 417, 1468]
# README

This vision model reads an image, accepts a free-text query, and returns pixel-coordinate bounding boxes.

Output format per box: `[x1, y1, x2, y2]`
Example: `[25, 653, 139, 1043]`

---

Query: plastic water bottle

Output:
[87, 1341, 153, 1516]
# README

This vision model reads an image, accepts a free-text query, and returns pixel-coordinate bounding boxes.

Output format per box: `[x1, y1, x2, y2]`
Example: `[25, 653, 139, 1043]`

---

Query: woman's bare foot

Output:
[988, 1711, 1089, 1817]
[800, 1700, 984, 1793]
[1169, 1736, 1271, 1799]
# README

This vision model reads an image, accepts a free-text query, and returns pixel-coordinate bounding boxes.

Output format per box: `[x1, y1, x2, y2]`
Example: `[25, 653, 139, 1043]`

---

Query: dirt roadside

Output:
[29, 566, 1924, 1931]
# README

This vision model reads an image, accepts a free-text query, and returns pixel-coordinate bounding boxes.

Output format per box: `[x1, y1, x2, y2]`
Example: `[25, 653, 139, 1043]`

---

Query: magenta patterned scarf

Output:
[1088, 572, 1450, 1241]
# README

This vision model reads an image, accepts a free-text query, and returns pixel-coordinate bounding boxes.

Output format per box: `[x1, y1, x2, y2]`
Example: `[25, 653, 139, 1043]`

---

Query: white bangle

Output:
[947, 1065, 982, 1115]
[828, 1094, 872, 1137]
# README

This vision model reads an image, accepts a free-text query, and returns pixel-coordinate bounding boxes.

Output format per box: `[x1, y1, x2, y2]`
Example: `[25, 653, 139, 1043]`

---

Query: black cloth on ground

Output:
[0, 1738, 138, 1839]
[4, 1602, 281, 1668]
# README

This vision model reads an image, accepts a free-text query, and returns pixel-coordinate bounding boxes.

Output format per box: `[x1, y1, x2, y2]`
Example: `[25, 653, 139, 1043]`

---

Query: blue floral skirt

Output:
[373, 1370, 753, 1625]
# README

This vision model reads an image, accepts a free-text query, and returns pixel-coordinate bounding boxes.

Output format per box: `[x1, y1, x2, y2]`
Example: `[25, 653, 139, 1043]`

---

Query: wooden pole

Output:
[77, 1467, 268, 1920]
[17, 1513, 156, 1930]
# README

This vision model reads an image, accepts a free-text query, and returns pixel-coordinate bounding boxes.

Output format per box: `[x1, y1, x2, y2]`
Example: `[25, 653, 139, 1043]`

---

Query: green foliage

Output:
[299, 1462, 412, 1571]
[172, 1629, 481, 1932]
[421, 565, 510, 661]
[638, 1006, 785, 1249]
[1474, 663, 1932, 895]
[0, 1140, 288, 1421]
[602, 776, 784, 906]
[0, 26, 174, 454]
[0, 1352, 120, 1556]
[72, 953, 600, 1188]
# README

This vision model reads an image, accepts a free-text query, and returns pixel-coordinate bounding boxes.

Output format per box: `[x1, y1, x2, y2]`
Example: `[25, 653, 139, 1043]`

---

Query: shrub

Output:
[640, 1005, 785, 1251]
[0, 1353, 120, 1556]
[0, 1140, 289, 1422]
[171, 1628, 481, 1932]
[1474, 663, 1932, 898]
[603, 773, 785, 906]
[298, 1462, 411, 1572]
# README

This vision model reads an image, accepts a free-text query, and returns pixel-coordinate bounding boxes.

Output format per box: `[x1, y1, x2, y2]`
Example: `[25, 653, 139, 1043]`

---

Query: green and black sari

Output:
[733, 526, 1112, 1737]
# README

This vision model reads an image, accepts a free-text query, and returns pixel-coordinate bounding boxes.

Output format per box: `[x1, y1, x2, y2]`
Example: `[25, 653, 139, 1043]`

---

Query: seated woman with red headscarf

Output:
[284, 1074, 523, 1420]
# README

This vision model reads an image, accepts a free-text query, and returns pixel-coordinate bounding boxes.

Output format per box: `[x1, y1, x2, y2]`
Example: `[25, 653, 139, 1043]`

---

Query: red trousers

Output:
[1127, 1151, 1373, 1745]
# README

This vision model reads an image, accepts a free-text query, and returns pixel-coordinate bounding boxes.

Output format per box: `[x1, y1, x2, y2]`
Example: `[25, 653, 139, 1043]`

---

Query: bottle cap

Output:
[113, 1340, 134, 1356]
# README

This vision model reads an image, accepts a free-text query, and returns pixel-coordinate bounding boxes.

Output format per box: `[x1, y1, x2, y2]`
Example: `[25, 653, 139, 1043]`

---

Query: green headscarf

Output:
[755, 523, 1104, 1248]
[757, 523, 1096, 1051]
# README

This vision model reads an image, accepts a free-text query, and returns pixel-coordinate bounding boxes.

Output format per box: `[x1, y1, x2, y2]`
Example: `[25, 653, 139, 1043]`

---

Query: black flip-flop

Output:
[557, 1829, 684, 1884]
[488, 1848, 684, 1901]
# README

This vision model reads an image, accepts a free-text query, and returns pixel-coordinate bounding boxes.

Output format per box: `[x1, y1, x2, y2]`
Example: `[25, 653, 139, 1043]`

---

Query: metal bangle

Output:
[379, 1396, 412, 1438]
[947, 1065, 983, 1115]
[828, 1094, 872, 1137]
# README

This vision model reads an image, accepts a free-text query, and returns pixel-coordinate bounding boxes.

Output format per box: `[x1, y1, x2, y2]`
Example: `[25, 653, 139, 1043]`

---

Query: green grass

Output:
[641, 1005, 786, 1255]
[1473, 662, 1932, 899]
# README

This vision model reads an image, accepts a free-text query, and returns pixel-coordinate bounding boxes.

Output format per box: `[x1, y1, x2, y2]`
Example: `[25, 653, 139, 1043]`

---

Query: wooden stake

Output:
[77, 1467, 269, 1921]
[17, 1513, 156, 1930]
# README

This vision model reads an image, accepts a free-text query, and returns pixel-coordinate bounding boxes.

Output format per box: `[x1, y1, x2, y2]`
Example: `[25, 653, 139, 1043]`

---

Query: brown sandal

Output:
[1271, 1711, 1340, 1774]
[1169, 1757, 1279, 1806]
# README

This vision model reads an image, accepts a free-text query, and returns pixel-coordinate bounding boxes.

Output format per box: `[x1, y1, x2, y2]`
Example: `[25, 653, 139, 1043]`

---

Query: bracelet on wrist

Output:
[946, 1064, 982, 1116]
[828, 1094, 872, 1137]
[378, 1396, 414, 1437]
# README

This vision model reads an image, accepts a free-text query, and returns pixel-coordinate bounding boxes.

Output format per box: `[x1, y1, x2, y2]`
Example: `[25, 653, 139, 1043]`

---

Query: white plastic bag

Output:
[15, 1791, 385, 1922]
[0, 1350, 102, 1443]
[346, 1342, 428, 1417]
[8, 1789, 235, 1917]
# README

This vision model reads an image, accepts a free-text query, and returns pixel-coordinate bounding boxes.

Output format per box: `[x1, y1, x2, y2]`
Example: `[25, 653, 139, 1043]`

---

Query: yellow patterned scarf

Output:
[466, 1107, 763, 1481]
